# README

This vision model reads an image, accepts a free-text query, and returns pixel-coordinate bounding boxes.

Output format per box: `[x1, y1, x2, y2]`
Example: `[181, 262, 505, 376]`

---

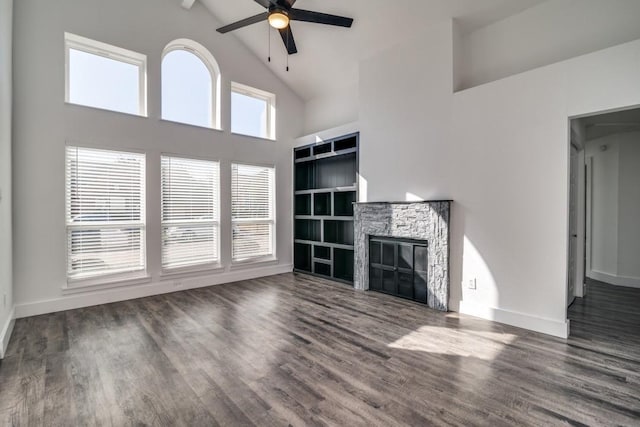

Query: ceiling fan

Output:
[216, 0, 354, 55]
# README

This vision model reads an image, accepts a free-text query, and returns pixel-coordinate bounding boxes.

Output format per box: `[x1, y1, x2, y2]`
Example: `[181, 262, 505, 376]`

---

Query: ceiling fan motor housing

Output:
[216, 0, 354, 55]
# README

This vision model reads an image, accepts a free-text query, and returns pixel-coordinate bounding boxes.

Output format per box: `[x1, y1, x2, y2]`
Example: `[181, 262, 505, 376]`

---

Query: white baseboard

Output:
[15, 264, 293, 319]
[458, 301, 569, 339]
[589, 270, 640, 289]
[0, 306, 15, 359]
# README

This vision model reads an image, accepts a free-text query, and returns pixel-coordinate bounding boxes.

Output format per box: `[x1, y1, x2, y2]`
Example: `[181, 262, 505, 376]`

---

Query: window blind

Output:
[65, 146, 146, 280]
[231, 163, 275, 262]
[161, 156, 220, 270]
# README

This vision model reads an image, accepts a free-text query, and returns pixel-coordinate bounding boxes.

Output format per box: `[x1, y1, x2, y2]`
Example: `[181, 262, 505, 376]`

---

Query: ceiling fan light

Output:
[268, 11, 289, 29]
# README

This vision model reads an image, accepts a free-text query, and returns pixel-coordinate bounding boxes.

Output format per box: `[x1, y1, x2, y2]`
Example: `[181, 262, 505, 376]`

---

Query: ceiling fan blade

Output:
[278, 26, 298, 55]
[216, 12, 268, 33]
[253, 0, 272, 8]
[289, 9, 353, 27]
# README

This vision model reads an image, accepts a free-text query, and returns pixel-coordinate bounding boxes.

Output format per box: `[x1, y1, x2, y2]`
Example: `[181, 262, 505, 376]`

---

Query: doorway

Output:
[567, 107, 640, 334]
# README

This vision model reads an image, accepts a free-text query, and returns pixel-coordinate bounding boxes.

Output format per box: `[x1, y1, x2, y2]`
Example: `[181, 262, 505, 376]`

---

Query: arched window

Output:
[161, 39, 221, 129]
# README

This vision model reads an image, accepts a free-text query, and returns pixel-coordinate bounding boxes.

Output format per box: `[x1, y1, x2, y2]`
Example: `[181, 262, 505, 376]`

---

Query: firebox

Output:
[369, 236, 429, 303]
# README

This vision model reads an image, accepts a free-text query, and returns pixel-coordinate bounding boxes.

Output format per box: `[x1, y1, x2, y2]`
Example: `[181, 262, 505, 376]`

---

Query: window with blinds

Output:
[66, 146, 146, 280]
[231, 163, 275, 262]
[161, 156, 220, 270]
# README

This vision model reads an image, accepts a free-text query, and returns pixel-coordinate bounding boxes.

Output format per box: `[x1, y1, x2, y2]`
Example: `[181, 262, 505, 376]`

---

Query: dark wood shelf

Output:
[293, 133, 359, 285]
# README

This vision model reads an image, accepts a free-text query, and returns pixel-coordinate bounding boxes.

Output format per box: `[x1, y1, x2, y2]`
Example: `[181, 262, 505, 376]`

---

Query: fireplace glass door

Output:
[369, 237, 428, 304]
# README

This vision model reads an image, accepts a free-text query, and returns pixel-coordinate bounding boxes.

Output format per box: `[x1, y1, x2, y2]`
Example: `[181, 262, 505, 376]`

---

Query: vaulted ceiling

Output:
[198, 0, 547, 101]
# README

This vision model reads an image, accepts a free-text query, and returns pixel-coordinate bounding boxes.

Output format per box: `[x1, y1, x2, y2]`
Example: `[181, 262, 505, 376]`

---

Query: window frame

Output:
[64, 32, 148, 117]
[65, 145, 148, 286]
[160, 153, 221, 273]
[230, 162, 277, 264]
[231, 82, 276, 141]
[161, 39, 222, 130]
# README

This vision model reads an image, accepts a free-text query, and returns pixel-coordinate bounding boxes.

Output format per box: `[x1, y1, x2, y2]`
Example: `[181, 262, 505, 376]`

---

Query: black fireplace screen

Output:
[369, 236, 428, 303]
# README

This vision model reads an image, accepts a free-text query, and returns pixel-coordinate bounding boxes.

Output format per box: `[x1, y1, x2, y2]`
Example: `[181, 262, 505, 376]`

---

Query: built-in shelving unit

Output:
[293, 133, 359, 285]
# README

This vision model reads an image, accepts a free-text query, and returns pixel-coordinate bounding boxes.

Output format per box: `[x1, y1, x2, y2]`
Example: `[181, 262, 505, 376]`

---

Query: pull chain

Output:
[286, 27, 290, 72]
[268, 24, 271, 63]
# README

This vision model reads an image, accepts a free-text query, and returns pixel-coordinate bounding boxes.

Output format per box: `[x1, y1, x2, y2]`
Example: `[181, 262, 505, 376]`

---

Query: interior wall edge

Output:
[0, 0, 14, 357]
[0, 306, 15, 359]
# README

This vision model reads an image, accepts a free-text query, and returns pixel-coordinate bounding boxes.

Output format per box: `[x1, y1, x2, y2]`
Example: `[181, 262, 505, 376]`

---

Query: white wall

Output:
[12, 0, 304, 317]
[459, 0, 640, 89]
[586, 139, 619, 276]
[360, 22, 454, 203]
[618, 135, 640, 280]
[0, 0, 14, 358]
[358, 17, 640, 337]
[586, 131, 640, 287]
[304, 85, 359, 136]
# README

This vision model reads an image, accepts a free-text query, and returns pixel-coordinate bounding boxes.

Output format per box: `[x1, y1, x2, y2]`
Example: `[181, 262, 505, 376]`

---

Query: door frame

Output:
[567, 121, 587, 312]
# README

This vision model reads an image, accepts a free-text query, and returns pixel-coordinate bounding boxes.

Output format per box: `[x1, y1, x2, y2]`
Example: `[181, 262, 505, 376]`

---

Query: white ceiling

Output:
[579, 108, 640, 141]
[199, 0, 546, 101]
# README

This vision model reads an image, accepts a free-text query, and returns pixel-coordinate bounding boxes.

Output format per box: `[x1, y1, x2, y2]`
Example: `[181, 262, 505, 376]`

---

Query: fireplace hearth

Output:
[354, 201, 451, 311]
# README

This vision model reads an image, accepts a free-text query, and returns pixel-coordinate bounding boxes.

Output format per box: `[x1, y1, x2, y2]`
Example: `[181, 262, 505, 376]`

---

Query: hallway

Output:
[569, 279, 640, 349]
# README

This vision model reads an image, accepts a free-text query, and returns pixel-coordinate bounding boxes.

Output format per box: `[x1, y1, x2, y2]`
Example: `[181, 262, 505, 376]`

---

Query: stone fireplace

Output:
[353, 201, 451, 311]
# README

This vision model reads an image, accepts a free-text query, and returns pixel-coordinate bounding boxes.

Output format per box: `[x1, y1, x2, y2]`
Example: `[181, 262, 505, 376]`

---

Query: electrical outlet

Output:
[468, 279, 477, 290]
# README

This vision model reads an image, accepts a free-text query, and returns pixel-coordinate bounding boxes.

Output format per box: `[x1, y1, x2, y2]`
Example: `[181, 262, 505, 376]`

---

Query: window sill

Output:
[160, 264, 224, 280]
[159, 118, 223, 132]
[231, 132, 276, 142]
[63, 272, 152, 295]
[230, 257, 278, 271]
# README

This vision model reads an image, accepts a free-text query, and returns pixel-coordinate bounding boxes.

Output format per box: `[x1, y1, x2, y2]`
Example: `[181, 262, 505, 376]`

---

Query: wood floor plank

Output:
[1, 274, 639, 426]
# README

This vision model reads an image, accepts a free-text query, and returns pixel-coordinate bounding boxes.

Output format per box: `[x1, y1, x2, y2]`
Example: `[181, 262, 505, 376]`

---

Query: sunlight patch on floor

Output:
[387, 325, 517, 360]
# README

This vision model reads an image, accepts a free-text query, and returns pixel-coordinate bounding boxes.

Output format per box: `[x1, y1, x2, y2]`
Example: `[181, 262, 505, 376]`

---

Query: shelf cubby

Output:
[314, 193, 331, 216]
[295, 194, 312, 216]
[315, 153, 356, 189]
[324, 220, 354, 246]
[314, 262, 331, 277]
[314, 245, 331, 260]
[333, 136, 358, 152]
[294, 243, 311, 272]
[295, 161, 315, 191]
[295, 219, 321, 242]
[334, 191, 356, 217]
[313, 142, 332, 156]
[333, 248, 354, 282]
[295, 147, 311, 160]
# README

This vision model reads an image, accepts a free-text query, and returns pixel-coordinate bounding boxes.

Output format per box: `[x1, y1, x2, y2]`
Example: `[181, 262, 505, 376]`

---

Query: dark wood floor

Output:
[1, 274, 639, 426]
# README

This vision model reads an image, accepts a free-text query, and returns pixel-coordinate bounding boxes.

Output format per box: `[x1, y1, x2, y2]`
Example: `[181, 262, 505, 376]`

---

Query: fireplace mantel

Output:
[353, 201, 451, 311]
